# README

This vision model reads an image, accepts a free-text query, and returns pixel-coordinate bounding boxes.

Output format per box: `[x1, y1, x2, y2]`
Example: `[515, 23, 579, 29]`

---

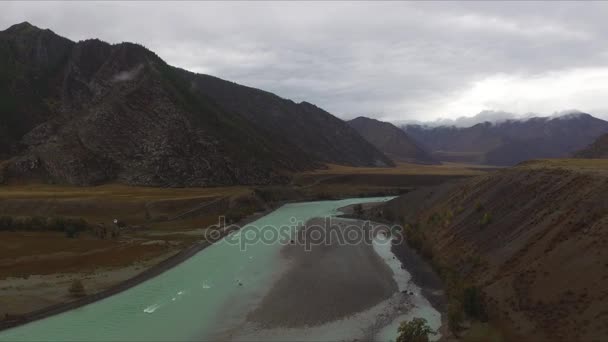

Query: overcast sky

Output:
[3, 1, 608, 123]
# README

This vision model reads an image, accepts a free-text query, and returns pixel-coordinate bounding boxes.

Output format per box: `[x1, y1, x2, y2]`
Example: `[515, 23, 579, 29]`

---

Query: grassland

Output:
[290, 162, 492, 198]
[0, 183, 250, 223]
[299, 162, 494, 176]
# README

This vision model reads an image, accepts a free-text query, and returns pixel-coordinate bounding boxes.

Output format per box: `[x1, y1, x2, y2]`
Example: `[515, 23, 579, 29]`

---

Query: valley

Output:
[0, 162, 480, 328]
[1, 11, 608, 342]
[1, 197, 443, 342]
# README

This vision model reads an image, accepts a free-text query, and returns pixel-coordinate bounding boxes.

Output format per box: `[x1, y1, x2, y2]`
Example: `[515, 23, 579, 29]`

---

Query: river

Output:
[0, 197, 441, 341]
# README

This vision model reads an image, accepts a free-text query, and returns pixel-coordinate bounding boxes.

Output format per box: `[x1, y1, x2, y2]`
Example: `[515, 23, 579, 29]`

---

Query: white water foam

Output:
[372, 235, 442, 342]
[143, 304, 161, 314]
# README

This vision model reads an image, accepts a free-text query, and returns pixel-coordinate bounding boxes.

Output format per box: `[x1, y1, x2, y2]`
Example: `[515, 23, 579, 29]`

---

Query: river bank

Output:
[216, 201, 443, 341]
[0, 207, 274, 333]
[339, 202, 448, 341]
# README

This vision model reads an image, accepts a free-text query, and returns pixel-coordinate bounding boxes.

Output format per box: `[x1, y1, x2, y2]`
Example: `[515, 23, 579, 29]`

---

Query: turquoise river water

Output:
[0, 197, 440, 341]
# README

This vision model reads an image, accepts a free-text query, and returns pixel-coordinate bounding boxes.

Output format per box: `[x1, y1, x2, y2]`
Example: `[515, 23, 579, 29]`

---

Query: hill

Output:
[376, 159, 608, 341]
[0, 22, 392, 187]
[347, 117, 438, 164]
[403, 113, 608, 165]
[574, 133, 608, 158]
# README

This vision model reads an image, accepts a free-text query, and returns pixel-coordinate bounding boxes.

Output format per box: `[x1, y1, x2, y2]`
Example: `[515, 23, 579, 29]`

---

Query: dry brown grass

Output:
[0, 183, 249, 200]
[0, 232, 174, 279]
[290, 163, 490, 197]
[517, 158, 608, 173]
[0, 184, 252, 282]
[0, 183, 251, 225]
[303, 162, 493, 176]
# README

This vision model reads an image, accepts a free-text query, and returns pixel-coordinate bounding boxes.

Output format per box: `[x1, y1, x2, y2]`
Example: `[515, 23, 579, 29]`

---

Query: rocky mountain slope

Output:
[181, 74, 393, 168]
[378, 159, 608, 341]
[574, 133, 608, 159]
[347, 117, 438, 164]
[0, 22, 392, 186]
[403, 113, 608, 165]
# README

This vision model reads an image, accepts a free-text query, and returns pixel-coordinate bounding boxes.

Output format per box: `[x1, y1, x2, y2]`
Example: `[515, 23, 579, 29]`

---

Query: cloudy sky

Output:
[3, 1, 608, 123]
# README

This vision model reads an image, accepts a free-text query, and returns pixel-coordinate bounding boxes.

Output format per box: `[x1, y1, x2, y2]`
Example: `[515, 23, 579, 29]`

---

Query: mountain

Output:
[403, 113, 608, 165]
[574, 133, 608, 158]
[179, 73, 393, 168]
[347, 117, 438, 164]
[0, 22, 392, 186]
[376, 159, 608, 341]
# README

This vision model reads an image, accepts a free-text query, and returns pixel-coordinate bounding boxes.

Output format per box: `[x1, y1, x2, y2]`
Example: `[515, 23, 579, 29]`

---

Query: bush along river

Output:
[0, 197, 441, 341]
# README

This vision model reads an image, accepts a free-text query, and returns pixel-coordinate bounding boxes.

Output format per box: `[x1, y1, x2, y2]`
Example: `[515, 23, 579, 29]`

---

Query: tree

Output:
[65, 223, 79, 238]
[397, 317, 435, 342]
[448, 301, 464, 335]
[0, 216, 13, 231]
[353, 203, 364, 216]
[463, 286, 487, 321]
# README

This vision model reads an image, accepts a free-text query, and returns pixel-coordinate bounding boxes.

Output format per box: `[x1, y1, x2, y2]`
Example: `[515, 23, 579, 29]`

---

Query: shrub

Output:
[455, 205, 465, 215]
[68, 279, 86, 297]
[0, 216, 13, 231]
[397, 317, 435, 342]
[427, 212, 441, 225]
[50, 217, 67, 232]
[462, 322, 505, 342]
[65, 224, 79, 238]
[0, 215, 88, 233]
[14, 216, 33, 230]
[464, 286, 487, 321]
[448, 301, 464, 335]
[30, 216, 46, 230]
[353, 204, 364, 216]
[480, 213, 492, 227]
[225, 206, 256, 224]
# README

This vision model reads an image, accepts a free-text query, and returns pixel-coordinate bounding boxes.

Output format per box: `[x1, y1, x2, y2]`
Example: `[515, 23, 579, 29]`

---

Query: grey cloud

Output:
[2, 2, 608, 124]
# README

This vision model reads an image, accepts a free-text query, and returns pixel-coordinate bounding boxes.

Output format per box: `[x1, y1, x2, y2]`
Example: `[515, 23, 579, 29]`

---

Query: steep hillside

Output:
[347, 117, 438, 164]
[0, 22, 391, 186]
[403, 113, 608, 165]
[179, 73, 393, 168]
[379, 159, 608, 341]
[574, 133, 608, 158]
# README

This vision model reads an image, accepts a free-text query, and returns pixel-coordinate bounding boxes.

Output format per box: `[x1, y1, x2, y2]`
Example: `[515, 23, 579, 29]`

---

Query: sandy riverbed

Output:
[247, 216, 398, 328]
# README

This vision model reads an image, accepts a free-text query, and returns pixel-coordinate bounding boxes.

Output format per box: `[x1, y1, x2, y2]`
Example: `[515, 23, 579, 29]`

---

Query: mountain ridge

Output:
[0, 22, 392, 186]
[347, 116, 438, 165]
[403, 113, 608, 165]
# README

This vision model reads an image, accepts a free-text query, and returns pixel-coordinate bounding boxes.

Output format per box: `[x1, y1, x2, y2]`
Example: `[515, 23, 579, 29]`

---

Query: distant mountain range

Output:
[347, 117, 438, 164]
[403, 112, 608, 165]
[0, 22, 392, 186]
[575, 133, 608, 159]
